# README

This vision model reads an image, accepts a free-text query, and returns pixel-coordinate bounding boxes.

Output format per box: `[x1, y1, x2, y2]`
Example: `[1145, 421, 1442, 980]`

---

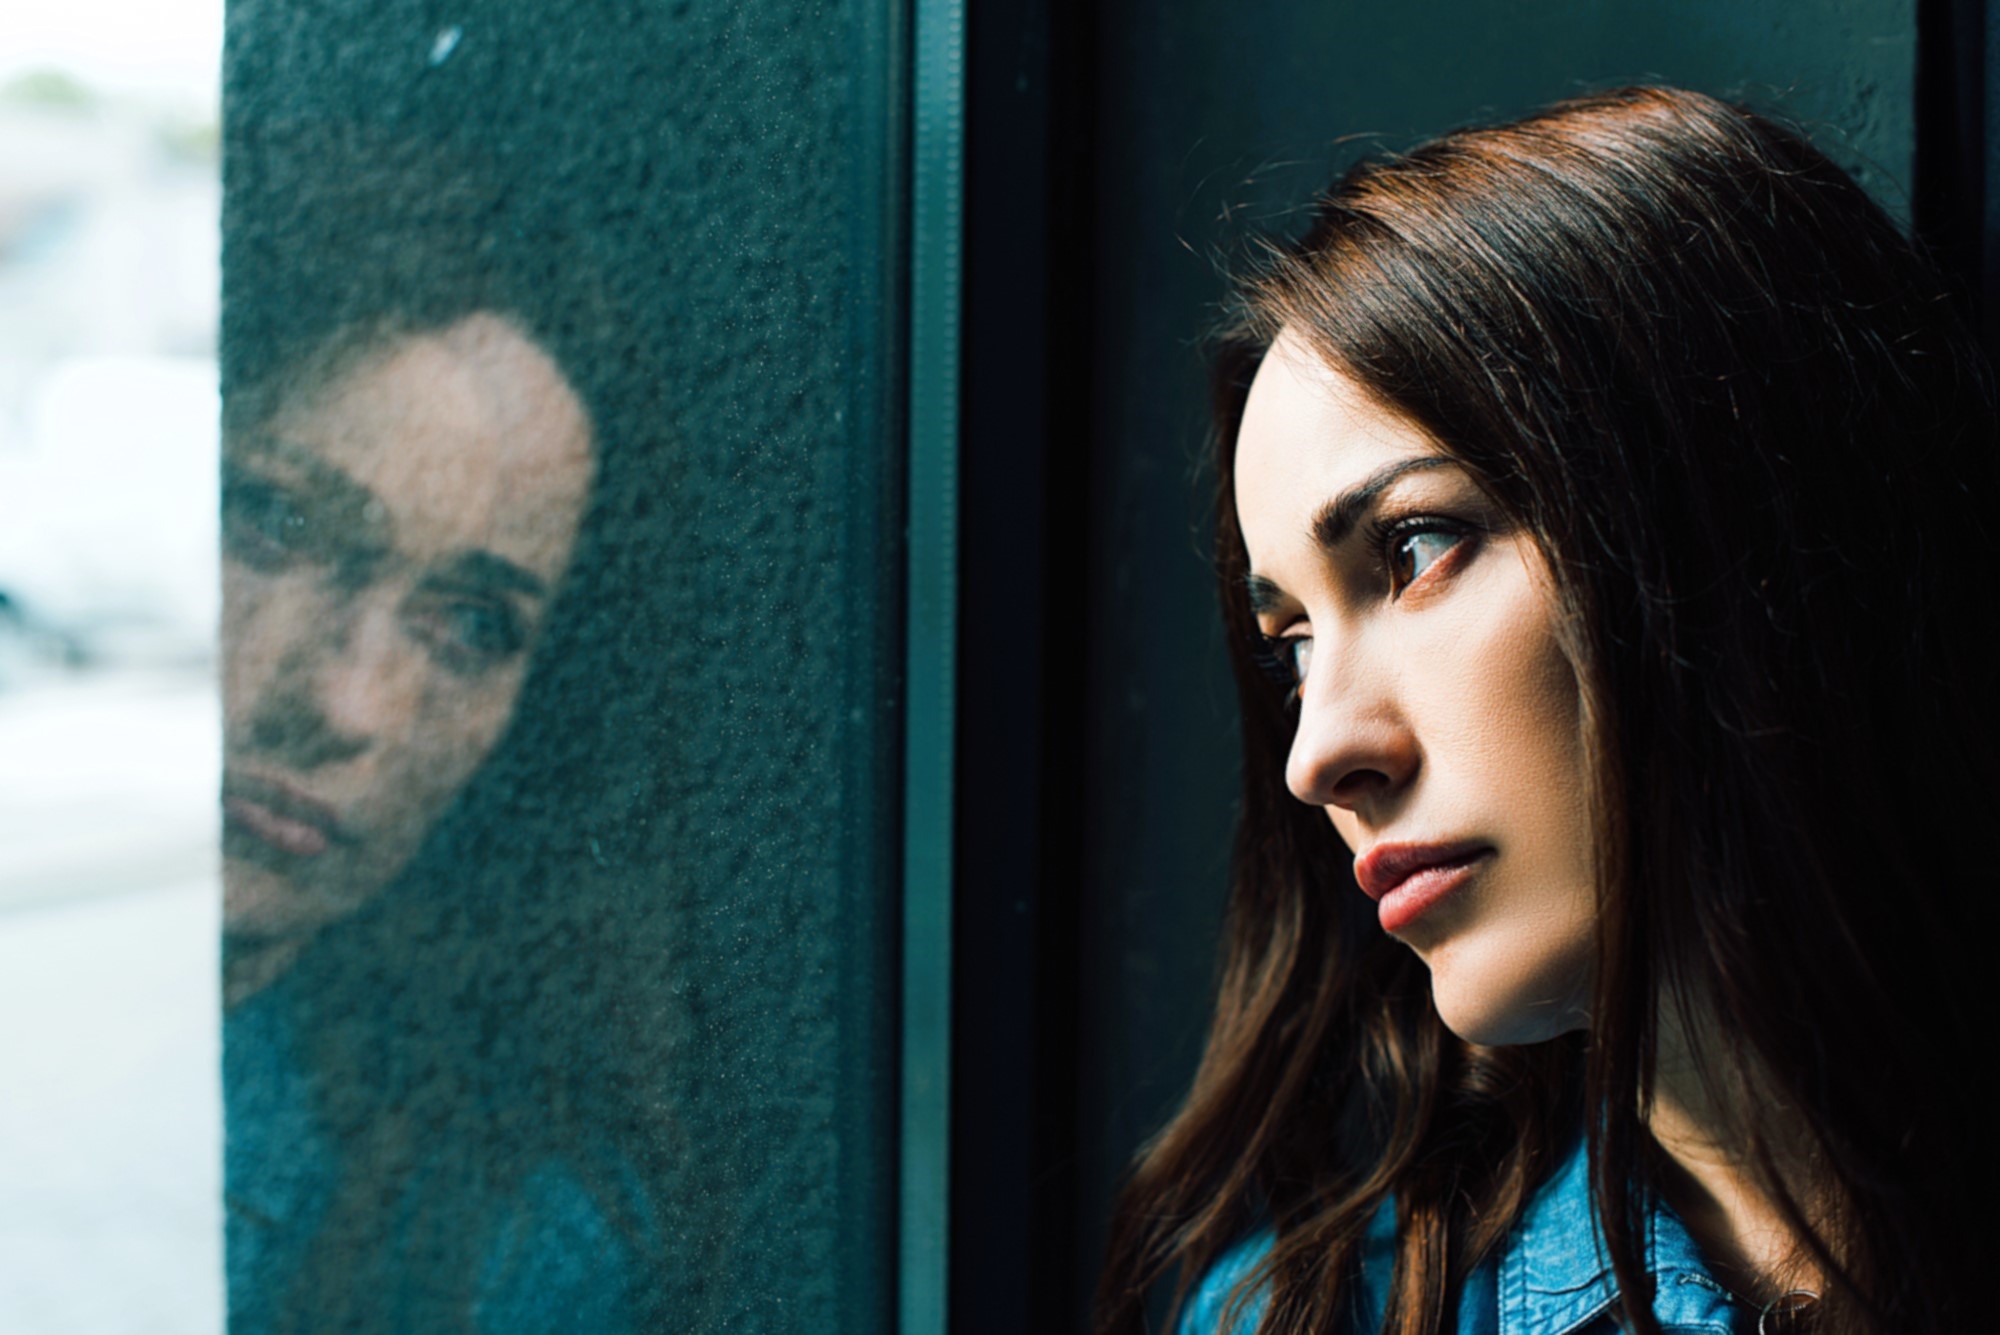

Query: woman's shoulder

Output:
[470, 1141, 663, 1334]
[1176, 1223, 1272, 1327]
[1177, 1137, 1744, 1335]
[1178, 1198, 1397, 1335]
[1178, 1227, 1274, 1335]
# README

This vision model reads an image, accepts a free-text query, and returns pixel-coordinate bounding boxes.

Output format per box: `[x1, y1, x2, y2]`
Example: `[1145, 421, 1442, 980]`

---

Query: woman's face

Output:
[1232, 330, 1595, 1046]
[221, 312, 595, 950]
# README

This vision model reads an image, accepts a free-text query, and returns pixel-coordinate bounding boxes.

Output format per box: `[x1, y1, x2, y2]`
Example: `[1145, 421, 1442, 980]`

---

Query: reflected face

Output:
[1232, 331, 1595, 1046]
[222, 312, 594, 947]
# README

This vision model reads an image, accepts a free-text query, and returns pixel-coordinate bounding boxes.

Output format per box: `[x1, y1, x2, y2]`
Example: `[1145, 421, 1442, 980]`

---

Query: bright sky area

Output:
[0, 0, 221, 111]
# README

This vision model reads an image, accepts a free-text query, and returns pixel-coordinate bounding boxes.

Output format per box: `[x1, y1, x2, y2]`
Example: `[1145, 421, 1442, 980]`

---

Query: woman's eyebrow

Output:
[1308, 456, 1458, 548]
[1244, 457, 1462, 615]
[429, 549, 549, 602]
[1244, 573, 1289, 616]
[231, 433, 390, 548]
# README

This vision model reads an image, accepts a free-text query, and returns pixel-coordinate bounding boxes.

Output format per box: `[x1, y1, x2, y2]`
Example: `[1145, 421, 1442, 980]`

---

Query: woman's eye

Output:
[1288, 636, 1314, 687]
[409, 597, 529, 676]
[1385, 524, 1465, 593]
[1254, 633, 1313, 697]
[222, 469, 311, 571]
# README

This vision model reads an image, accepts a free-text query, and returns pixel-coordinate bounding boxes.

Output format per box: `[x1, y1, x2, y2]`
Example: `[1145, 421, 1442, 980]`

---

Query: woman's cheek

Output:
[399, 664, 530, 809]
[222, 567, 311, 731]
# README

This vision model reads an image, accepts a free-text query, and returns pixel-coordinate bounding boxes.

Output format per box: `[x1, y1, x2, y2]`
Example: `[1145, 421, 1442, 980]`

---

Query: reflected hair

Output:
[1095, 87, 1996, 1335]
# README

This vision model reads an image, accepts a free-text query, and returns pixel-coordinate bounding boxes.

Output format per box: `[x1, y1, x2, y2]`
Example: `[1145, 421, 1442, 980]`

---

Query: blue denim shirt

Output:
[226, 976, 656, 1334]
[1181, 1138, 1745, 1335]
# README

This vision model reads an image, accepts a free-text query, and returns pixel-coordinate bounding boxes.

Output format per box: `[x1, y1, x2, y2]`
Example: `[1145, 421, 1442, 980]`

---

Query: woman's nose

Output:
[1283, 654, 1419, 814]
[250, 596, 423, 769]
[310, 601, 424, 746]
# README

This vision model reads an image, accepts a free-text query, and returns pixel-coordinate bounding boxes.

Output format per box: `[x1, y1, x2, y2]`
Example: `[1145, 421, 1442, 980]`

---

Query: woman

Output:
[1095, 87, 1996, 1335]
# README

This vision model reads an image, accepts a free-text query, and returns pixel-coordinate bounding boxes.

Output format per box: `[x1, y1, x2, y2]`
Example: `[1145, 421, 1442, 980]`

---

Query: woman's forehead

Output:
[265, 319, 596, 583]
[1235, 331, 1443, 520]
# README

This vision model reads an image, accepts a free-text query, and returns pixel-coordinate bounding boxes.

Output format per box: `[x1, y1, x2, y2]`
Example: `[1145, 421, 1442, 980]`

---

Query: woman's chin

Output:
[221, 851, 382, 946]
[1420, 938, 1592, 1047]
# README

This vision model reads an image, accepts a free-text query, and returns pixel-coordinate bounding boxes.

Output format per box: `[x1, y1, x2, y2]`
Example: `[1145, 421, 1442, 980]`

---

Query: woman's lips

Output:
[1353, 840, 1492, 934]
[223, 775, 349, 860]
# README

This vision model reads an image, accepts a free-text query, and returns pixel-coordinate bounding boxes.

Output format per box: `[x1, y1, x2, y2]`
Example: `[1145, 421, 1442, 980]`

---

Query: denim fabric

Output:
[1180, 1138, 1744, 1335]
[225, 978, 654, 1334]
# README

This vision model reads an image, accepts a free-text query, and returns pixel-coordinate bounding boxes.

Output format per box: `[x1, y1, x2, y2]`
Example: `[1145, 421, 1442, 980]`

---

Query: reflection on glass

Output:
[223, 0, 907, 1318]
[222, 312, 594, 1002]
[221, 296, 673, 1332]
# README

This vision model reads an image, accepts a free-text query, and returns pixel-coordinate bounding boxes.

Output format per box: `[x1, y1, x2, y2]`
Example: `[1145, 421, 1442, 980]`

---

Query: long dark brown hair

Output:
[1095, 86, 1997, 1335]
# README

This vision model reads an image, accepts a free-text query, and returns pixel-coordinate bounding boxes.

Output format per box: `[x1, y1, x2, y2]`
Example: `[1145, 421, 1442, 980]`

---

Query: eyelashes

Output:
[1251, 632, 1314, 715]
[1251, 634, 1304, 696]
[405, 585, 531, 678]
[1367, 513, 1475, 594]
[222, 463, 315, 572]
[1247, 509, 1483, 703]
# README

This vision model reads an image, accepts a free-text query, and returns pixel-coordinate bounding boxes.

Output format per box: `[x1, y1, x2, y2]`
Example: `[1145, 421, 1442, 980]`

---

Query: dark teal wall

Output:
[1072, 0, 1916, 1312]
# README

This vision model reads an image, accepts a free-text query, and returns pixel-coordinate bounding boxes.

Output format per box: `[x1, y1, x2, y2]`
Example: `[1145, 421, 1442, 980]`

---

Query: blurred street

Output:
[0, 670, 217, 913]
[0, 670, 222, 1334]
[1, 4, 225, 1326]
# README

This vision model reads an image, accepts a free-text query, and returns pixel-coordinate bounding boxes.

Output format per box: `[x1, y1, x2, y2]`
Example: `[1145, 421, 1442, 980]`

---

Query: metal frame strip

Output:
[901, 0, 964, 1328]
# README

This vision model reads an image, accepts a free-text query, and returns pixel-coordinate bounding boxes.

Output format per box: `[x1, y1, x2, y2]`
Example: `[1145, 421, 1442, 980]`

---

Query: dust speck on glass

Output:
[219, 1, 902, 1331]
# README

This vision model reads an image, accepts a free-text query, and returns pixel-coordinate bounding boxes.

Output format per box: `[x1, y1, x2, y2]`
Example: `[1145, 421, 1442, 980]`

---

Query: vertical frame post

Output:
[902, 0, 964, 1330]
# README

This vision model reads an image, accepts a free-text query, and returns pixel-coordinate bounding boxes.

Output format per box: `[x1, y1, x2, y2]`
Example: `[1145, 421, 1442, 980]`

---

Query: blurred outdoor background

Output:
[0, 1, 223, 1331]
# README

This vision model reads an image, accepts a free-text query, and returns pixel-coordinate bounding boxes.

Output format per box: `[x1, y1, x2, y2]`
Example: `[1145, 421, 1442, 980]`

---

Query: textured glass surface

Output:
[220, 2, 901, 1330]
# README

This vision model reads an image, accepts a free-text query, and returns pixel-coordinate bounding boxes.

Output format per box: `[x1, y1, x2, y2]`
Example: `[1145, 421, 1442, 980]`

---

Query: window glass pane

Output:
[220, 3, 901, 1330]
[0, 2, 223, 1329]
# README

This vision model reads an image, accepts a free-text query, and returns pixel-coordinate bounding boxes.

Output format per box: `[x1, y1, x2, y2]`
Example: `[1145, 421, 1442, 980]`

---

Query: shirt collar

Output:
[1499, 1136, 1740, 1335]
